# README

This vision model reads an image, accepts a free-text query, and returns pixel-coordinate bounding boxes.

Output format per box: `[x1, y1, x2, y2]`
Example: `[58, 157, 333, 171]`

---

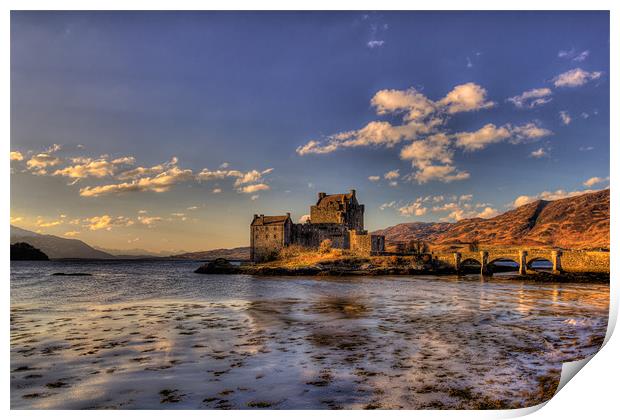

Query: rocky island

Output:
[10, 242, 49, 261]
[196, 189, 610, 282]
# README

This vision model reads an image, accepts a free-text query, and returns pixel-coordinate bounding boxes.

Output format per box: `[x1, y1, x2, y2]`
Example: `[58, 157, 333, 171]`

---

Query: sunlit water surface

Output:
[11, 260, 609, 409]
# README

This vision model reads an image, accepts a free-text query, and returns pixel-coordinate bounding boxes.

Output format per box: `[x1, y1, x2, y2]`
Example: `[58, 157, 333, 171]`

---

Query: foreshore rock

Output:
[195, 257, 452, 277]
[51, 272, 93, 276]
[195, 258, 242, 274]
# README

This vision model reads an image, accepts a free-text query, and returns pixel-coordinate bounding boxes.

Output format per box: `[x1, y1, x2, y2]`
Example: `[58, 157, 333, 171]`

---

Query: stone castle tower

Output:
[310, 190, 364, 230]
[250, 189, 384, 262]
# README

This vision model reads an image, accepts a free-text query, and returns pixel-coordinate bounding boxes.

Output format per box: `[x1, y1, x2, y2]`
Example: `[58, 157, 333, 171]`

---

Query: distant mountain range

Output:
[10, 225, 250, 260]
[10, 225, 115, 259]
[93, 246, 187, 258]
[372, 189, 609, 250]
[170, 247, 251, 261]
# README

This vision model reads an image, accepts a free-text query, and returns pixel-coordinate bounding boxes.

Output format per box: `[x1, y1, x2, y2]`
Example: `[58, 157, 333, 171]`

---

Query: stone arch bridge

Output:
[433, 247, 609, 275]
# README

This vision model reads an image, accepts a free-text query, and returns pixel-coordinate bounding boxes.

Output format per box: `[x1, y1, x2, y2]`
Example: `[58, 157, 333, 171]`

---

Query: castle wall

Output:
[310, 203, 343, 224]
[349, 204, 364, 231]
[251, 222, 292, 262]
[310, 198, 364, 230]
[292, 223, 350, 249]
[349, 230, 385, 255]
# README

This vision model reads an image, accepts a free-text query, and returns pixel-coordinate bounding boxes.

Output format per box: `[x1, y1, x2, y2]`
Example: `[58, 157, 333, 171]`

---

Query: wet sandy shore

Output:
[11, 274, 609, 409]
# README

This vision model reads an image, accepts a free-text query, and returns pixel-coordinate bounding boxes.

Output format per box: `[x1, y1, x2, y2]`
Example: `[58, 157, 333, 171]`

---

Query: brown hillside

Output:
[372, 189, 609, 250]
[372, 222, 452, 243]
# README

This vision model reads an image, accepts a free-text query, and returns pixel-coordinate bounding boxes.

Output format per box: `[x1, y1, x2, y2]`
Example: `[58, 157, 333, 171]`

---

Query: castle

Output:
[250, 189, 385, 262]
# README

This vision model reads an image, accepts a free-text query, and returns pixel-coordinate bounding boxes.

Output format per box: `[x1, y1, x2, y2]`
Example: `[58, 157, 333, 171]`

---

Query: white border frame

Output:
[3, 2, 617, 419]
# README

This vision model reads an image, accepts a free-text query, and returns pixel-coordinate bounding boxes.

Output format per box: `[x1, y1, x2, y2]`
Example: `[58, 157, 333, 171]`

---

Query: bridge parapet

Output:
[433, 248, 609, 275]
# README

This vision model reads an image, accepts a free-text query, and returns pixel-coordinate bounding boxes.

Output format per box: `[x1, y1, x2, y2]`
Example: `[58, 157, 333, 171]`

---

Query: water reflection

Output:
[10, 261, 609, 409]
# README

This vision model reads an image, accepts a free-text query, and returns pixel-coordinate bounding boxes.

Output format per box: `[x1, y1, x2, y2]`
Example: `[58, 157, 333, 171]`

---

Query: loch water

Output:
[10, 260, 609, 409]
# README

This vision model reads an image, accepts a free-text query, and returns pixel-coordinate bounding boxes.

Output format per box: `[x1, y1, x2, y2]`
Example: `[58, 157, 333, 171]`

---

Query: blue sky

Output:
[10, 11, 609, 252]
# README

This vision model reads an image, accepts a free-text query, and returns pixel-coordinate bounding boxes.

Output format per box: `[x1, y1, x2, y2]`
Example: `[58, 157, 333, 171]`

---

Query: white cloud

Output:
[79, 166, 194, 197]
[507, 88, 552, 109]
[398, 133, 471, 184]
[426, 195, 498, 221]
[111, 156, 135, 165]
[432, 202, 460, 213]
[454, 123, 552, 151]
[195, 169, 231, 181]
[454, 124, 511, 151]
[196, 167, 273, 194]
[573, 50, 590, 62]
[367, 40, 385, 48]
[296, 119, 438, 156]
[219, 162, 230, 169]
[400, 133, 453, 168]
[513, 195, 534, 207]
[477, 207, 499, 218]
[511, 123, 553, 140]
[36, 218, 63, 228]
[583, 176, 609, 187]
[553, 68, 602, 87]
[383, 169, 400, 180]
[530, 148, 548, 158]
[557, 49, 570, 58]
[45, 144, 62, 153]
[53, 158, 124, 180]
[398, 199, 427, 217]
[138, 215, 162, 227]
[558, 49, 590, 62]
[238, 183, 270, 194]
[26, 153, 61, 170]
[10, 151, 24, 161]
[233, 168, 273, 187]
[371, 88, 436, 122]
[297, 82, 552, 185]
[298, 214, 311, 223]
[84, 215, 134, 231]
[187, 206, 199, 210]
[117, 157, 178, 180]
[559, 111, 571, 125]
[250, 195, 260, 201]
[379, 201, 396, 210]
[296, 82, 494, 157]
[512, 188, 601, 208]
[408, 164, 470, 184]
[64, 231, 80, 237]
[436, 83, 495, 114]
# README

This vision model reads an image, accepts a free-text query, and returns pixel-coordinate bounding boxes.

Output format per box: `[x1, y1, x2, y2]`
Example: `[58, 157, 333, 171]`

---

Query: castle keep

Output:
[250, 189, 385, 262]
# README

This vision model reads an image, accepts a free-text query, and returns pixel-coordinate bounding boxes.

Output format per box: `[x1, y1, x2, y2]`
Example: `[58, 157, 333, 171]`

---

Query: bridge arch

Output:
[526, 257, 553, 271]
[459, 258, 482, 273]
[439, 248, 609, 275]
[488, 258, 519, 273]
